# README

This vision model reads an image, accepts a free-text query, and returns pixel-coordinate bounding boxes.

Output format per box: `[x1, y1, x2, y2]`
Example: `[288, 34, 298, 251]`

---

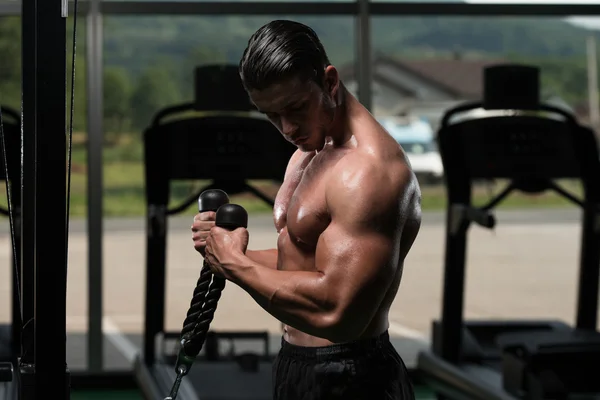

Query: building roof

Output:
[339, 55, 595, 128]
[339, 54, 506, 99]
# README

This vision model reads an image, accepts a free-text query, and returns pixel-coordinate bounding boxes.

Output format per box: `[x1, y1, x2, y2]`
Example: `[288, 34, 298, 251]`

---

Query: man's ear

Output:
[323, 65, 340, 99]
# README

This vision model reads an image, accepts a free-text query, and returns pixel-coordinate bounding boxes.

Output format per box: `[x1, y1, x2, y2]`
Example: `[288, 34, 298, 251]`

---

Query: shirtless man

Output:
[192, 20, 421, 400]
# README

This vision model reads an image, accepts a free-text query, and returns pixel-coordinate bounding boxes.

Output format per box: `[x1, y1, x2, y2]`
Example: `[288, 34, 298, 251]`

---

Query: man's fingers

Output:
[192, 230, 211, 241]
[194, 211, 216, 222]
[191, 220, 215, 232]
[191, 214, 214, 256]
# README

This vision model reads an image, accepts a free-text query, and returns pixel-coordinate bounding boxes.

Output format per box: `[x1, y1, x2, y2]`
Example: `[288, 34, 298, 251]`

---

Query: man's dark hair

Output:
[239, 20, 331, 91]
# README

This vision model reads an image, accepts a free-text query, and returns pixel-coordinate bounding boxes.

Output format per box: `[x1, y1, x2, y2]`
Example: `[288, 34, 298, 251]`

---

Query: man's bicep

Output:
[315, 220, 395, 323]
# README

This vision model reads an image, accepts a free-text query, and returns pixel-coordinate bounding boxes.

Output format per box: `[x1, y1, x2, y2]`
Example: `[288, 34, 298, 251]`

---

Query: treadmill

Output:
[133, 65, 295, 400]
[0, 107, 22, 370]
[417, 65, 600, 400]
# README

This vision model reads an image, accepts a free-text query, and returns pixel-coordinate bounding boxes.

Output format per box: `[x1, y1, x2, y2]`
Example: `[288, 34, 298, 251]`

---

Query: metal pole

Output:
[6, 1, 600, 17]
[25, 0, 70, 396]
[355, 0, 372, 112]
[20, 0, 37, 369]
[86, 0, 104, 373]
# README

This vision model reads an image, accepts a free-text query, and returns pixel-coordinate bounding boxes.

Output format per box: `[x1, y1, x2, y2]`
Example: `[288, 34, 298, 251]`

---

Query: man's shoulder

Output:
[332, 150, 413, 191]
[327, 151, 415, 216]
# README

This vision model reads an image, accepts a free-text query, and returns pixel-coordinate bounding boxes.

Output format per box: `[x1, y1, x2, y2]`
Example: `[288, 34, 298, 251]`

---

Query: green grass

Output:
[420, 179, 582, 211]
[0, 135, 582, 218]
[71, 390, 143, 400]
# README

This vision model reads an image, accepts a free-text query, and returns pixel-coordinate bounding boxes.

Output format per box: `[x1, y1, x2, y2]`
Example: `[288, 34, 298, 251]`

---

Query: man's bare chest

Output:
[274, 160, 330, 248]
[274, 147, 354, 245]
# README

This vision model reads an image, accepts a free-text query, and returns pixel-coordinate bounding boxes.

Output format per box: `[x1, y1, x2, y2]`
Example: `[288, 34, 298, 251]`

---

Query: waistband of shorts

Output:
[279, 330, 390, 361]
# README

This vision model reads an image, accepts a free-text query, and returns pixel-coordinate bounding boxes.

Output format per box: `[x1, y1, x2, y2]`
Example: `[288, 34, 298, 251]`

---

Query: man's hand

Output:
[191, 211, 216, 257]
[204, 226, 249, 278]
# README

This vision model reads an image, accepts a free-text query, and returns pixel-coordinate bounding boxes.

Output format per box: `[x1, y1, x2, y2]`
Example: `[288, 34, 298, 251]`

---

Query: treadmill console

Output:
[442, 115, 580, 181]
[145, 115, 295, 182]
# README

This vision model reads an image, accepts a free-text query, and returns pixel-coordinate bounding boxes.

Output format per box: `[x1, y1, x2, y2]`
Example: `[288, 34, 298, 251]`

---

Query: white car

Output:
[378, 116, 444, 184]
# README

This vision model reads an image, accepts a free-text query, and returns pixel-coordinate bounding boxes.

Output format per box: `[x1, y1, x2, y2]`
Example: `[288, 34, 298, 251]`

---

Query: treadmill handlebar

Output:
[450, 204, 496, 235]
[440, 101, 577, 129]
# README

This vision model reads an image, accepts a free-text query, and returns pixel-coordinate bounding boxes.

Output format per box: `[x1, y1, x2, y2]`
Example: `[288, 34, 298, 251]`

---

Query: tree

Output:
[104, 66, 132, 139]
[129, 66, 181, 131]
[0, 17, 22, 110]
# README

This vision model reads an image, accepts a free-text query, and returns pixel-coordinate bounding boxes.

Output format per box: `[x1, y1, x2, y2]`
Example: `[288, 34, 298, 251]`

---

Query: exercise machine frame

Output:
[417, 99, 600, 400]
[15, 0, 70, 398]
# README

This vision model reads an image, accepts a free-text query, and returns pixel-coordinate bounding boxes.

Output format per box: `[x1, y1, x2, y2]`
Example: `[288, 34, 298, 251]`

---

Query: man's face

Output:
[248, 72, 338, 152]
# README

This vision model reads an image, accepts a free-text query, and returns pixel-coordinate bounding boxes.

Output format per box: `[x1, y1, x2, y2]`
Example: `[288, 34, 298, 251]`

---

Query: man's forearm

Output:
[245, 249, 278, 269]
[226, 255, 337, 339]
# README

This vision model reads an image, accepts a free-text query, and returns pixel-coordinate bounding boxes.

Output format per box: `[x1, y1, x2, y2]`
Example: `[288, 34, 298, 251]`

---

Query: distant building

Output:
[340, 53, 595, 135]
[339, 54, 503, 128]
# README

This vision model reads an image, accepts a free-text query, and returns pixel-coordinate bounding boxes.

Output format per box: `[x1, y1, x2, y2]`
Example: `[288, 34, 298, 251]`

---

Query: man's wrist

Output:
[223, 252, 253, 282]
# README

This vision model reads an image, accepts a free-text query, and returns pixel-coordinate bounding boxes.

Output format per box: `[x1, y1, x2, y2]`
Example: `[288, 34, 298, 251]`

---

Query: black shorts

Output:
[272, 330, 415, 400]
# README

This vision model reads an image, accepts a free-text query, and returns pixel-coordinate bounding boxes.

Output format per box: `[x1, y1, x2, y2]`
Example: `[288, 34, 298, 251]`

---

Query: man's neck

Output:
[324, 85, 354, 149]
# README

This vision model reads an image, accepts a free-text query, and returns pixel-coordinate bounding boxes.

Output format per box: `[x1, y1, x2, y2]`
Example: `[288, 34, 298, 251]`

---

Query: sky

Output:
[464, 0, 600, 30]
